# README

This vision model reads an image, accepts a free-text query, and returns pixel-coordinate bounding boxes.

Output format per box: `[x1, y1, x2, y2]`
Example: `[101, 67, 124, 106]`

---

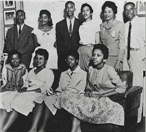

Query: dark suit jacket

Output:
[56, 18, 82, 71]
[3, 24, 34, 69]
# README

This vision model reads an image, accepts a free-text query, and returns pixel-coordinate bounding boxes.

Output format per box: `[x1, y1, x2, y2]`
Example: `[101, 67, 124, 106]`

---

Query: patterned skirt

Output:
[54, 90, 124, 126]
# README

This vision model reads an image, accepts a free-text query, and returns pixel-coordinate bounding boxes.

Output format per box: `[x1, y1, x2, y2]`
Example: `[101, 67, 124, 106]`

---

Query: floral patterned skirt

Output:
[54, 90, 124, 126]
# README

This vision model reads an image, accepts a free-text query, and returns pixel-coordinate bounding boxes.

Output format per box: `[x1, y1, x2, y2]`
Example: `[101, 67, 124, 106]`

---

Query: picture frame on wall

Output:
[137, 1, 146, 17]
[3, 10, 16, 25]
[3, 0, 16, 9]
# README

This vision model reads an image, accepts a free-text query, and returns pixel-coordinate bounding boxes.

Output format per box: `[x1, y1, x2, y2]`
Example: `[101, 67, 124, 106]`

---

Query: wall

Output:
[23, 0, 125, 30]
[0, 1, 4, 57]
[0, 1, 23, 58]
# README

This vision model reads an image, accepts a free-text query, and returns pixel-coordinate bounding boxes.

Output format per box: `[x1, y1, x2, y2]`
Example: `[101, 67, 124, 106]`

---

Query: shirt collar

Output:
[103, 19, 117, 29]
[66, 65, 80, 75]
[129, 16, 137, 24]
[66, 17, 75, 23]
[82, 19, 93, 25]
[17, 24, 24, 30]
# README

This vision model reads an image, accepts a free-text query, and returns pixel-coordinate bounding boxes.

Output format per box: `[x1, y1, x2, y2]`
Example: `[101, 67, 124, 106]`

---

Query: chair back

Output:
[117, 71, 133, 91]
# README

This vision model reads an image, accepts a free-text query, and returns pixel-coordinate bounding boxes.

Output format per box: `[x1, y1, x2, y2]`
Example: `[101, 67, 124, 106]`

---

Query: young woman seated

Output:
[28, 49, 87, 132]
[54, 44, 126, 132]
[0, 50, 28, 132]
[1, 49, 54, 132]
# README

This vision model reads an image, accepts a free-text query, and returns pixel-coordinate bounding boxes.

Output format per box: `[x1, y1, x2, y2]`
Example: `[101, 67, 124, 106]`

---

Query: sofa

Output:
[9, 69, 143, 132]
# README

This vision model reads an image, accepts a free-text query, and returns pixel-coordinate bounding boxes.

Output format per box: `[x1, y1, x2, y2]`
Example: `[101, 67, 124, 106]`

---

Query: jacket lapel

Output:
[19, 24, 26, 39]
[13, 26, 19, 49]
[18, 24, 28, 45]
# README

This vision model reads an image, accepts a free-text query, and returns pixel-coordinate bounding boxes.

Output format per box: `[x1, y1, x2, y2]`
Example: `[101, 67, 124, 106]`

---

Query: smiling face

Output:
[16, 11, 26, 24]
[39, 13, 50, 26]
[34, 54, 47, 68]
[103, 6, 115, 21]
[82, 6, 92, 21]
[10, 54, 20, 68]
[124, 4, 136, 21]
[65, 2, 75, 18]
[92, 49, 105, 67]
[66, 55, 78, 71]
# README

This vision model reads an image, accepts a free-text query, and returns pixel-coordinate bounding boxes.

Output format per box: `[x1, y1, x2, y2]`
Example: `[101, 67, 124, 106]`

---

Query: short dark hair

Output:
[65, 49, 79, 60]
[92, 44, 109, 59]
[16, 9, 26, 17]
[124, 2, 135, 9]
[7, 50, 22, 63]
[35, 48, 49, 60]
[102, 1, 117, 14]
[65, 1, 75, 8]
[81, 3, 93, 13]
[39, 9, 53, 26]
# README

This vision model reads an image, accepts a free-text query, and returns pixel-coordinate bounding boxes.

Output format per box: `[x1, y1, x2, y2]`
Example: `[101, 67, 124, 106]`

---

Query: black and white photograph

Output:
[3, 0, 16, 9]
[3, 10, 16, 25]
[0, 0, 145, 132]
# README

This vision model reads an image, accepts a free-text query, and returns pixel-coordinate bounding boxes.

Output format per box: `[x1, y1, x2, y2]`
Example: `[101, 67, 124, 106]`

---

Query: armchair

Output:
[50, 70, 143, 132]
[109, 71, 143, 131]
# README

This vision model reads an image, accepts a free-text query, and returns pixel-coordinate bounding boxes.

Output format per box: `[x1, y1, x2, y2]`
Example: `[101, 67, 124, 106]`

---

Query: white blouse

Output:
[79, 20, 100, 45]
[27, 67, 54, 94]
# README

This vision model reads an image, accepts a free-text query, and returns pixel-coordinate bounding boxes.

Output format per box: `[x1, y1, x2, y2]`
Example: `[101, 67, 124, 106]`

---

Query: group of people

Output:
[0, 1, 145, 132]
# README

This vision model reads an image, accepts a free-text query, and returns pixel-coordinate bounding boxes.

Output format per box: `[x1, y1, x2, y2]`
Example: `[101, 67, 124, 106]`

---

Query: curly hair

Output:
[102, 1, 117, 14]
[38, 9, 53, 27]
[92, 44, 109, 59]
[7, 50, 22, 63]
[35, 48, 49, 61]
[80, 3, 93, 13]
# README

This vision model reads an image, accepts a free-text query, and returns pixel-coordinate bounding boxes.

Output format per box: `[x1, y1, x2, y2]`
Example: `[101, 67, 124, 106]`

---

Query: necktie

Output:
[127, 21, 132, 60]
[70, 71, 73, 76]
[19, 25, 21, 37]
[69, 20, 72, 36]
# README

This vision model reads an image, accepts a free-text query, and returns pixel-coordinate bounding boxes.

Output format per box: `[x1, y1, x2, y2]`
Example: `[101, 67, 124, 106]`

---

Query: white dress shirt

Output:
[125, 16, 145, 59]
[66, 17, 75, 32]
[17, 24, 24, 34]
[79, 20, 100, 45]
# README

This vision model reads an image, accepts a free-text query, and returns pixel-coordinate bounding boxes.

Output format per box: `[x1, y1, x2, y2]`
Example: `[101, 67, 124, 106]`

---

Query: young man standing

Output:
[124, 2, 146, 123]
[3, 10, 34, 69]
[56, 1, 82, 71]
